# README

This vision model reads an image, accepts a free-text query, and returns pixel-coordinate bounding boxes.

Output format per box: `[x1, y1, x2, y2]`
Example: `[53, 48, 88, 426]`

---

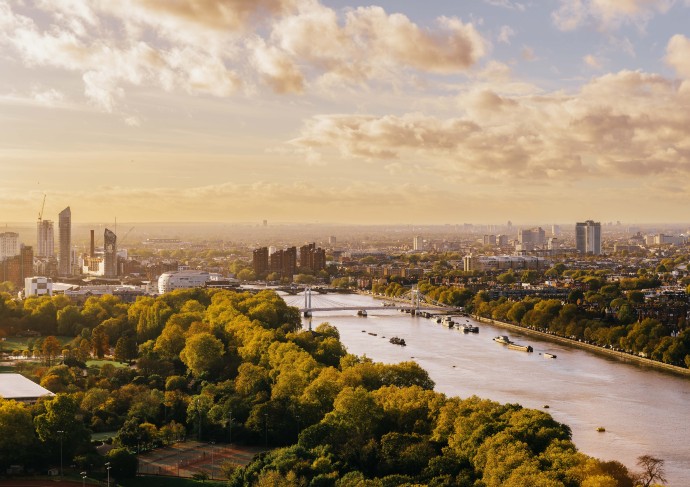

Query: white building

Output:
[653, 234, 686, 246]
[0, 232, 19, 260]
[0, 373, 55, 403]
[158, 270, 211, 294]
[24, 276, 53, 297]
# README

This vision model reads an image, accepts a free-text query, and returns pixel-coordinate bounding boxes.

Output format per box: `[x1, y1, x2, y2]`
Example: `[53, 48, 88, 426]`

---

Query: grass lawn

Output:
[91, 430, 118, 441]
[86, 359, 129, 368]
[119, 476, 227, 487]
[0, 335, 73, 352]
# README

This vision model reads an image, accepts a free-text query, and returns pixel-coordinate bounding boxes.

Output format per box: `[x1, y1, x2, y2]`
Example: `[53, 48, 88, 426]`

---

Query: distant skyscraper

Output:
[58, 206, 71, 276]
[413, 236, 424, 251]
[328, 236, 336, 246]
[36, 220, 54, 258]
[104, 228, 117, 278]
[576, 220, 601, 255]
[0, 232, 19, 260]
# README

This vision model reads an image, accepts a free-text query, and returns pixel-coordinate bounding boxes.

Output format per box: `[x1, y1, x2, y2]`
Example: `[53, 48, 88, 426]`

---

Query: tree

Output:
[237, 269, 256, 281]
[0, 399, 36, 468]
[106, 447, 138, 478]
[91, 324, 109, 358]
[114, 335, 138, 364]
[633, 455, 666, 487]
[497, 271, 517, 284]
[42, 335, 62, 365]
[180, 332, 225, 378]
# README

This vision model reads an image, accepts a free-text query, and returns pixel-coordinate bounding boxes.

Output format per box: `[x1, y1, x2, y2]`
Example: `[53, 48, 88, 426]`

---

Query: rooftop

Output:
[0, 373, 55, 402]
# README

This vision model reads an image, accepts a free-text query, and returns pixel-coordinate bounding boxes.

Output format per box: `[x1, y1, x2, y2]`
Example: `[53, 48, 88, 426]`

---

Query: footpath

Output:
[474, 315, 690, 378]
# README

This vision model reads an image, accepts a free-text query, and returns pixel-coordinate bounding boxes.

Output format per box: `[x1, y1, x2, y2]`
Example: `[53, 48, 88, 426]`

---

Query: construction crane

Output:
[119, 226, 135, 247]
[38, 194, 46, 221]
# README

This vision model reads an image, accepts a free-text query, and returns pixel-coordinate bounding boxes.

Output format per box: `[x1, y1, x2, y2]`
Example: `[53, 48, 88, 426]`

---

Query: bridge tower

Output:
[303, 287, 312, 318]
[410, 286, 421, 313]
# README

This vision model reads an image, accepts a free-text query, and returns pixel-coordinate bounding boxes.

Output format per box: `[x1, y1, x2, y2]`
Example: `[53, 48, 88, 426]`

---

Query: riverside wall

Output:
[474, 315, 690, 378]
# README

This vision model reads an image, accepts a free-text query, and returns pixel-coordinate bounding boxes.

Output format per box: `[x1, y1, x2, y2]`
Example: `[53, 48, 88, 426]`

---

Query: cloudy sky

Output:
[1, 0, 689, 225]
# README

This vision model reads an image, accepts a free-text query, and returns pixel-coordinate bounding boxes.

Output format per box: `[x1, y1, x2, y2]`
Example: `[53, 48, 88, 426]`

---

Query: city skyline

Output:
[1, 1, 690, 224]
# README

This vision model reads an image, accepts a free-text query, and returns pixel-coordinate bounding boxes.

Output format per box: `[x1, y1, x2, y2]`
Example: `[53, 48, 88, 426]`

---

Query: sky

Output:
[1, 0, 690, 225]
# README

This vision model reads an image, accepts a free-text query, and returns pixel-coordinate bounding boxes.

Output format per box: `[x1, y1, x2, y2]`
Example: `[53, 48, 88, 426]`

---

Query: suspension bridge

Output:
[283, 287, 463, 317]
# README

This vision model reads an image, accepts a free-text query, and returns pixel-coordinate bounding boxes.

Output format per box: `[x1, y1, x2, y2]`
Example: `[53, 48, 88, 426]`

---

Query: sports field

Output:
[137, 441, 264, 479]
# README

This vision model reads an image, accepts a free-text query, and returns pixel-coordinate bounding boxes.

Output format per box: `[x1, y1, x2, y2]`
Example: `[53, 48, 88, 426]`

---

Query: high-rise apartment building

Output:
[299, 243, 326, 272]
[253, 247, 269, 277]
[58, 206, 71, 276]
[413, 236, 424, 251]
[269, 247, 297, 279]
[0, 245, 33, 288]
[0, 232, 19, 260]
[36, 220, 55, 258]
[104, 228, 117, 278]
[576, 220, 601, 255]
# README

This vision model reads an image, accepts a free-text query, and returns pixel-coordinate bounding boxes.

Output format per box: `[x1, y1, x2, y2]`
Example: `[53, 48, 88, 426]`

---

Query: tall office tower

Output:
[0, 232, 19, 260]
[253, 247, 269, 277]
[36, 220, 54, 258]
[328, 236, 336, 246]
[413, 236, 423, 251]
[576, 220, 601, 255]
[551, 225, 561, 236]
[104, 228, 117, 278]
[58, 206, 71, 276]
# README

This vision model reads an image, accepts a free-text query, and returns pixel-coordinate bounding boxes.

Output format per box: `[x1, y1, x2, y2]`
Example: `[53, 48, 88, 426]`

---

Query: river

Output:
[283, 291, 690, 486]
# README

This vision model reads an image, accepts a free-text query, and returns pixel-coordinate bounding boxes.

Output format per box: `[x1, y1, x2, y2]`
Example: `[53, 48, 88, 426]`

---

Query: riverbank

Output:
[474, 315, 690, 378]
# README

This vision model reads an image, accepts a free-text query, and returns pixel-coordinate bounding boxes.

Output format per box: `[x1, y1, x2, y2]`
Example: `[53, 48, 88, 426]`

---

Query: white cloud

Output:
[291, 70, 690, 182]
[0, 0, 486, 110]
[584, 54, 603, 69]
[666, 34, 690, 78]
[498, 25, 515, 44]
[552, 0, 676, 31]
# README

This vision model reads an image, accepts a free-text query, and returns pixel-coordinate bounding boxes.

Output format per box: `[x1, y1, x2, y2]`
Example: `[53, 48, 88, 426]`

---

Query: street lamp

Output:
[57, 430, 65, 477]
[228, 410, 232, 444]
[209, 441, 215, 480]
[105, 462, 111, 487]
[80, 471, 87, 487]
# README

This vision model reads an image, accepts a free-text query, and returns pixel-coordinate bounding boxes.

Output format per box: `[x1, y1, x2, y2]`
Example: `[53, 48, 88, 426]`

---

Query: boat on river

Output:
[493, 335, 511, 344]
[357, 310, 367, 317]
[389, 336, 407, 346]
[544, 353, 557, 359]
[462, 324, 479, 333]
[507, 343, 533, 353]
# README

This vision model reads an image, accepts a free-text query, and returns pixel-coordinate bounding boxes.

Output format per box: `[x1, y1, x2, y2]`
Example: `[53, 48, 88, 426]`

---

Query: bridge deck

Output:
[299, 306, 461, 312]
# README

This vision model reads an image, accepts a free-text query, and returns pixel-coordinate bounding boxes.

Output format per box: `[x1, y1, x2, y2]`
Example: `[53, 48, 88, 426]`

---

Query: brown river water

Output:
[285, 292, 690, 485]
